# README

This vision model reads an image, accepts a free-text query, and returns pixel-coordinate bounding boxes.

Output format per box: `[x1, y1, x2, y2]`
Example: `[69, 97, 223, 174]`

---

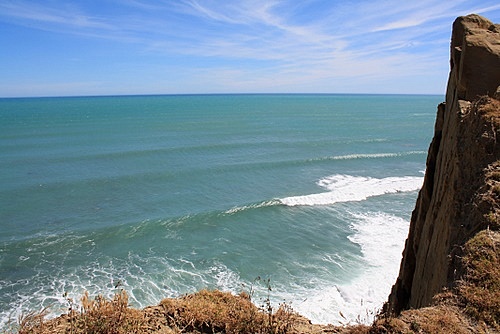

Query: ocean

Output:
[0, 94, 441, 328]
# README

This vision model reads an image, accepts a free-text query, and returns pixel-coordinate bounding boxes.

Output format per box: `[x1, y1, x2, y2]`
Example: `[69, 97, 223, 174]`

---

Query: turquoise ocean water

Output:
[0, 94, 442, 327]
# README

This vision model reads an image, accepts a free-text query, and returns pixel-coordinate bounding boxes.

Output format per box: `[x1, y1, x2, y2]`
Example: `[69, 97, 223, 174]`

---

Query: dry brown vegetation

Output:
[14, 290, 145, 334]
[369, 232, 500, 334]
[158, 289, 297, 334]
[457, 230, 500, 330]
[372, 304, 476, 334]
[11, 289, 338, 334]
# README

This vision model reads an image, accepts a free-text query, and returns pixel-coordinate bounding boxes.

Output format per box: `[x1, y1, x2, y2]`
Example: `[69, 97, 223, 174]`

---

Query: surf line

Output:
[223, 174, 424, 213]
[280, 175, 423, 207]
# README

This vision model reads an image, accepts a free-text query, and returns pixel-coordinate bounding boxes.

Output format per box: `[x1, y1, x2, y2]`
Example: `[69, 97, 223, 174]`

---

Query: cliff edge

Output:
[387, 14, 500, 315]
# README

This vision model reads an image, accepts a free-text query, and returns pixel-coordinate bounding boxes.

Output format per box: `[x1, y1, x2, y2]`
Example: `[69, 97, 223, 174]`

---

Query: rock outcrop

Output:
[387, 14, 500, 314]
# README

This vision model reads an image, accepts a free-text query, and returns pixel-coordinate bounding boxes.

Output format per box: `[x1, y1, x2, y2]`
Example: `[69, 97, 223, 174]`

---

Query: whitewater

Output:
[0, 94, 441, 329]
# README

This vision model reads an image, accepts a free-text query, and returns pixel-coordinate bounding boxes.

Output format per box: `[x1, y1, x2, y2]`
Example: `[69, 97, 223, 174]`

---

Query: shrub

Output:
[159, 289, 297, 334]
[76, 290, 144, 333]
[17, 290, 145, 334]
[457, 230, 500, 330]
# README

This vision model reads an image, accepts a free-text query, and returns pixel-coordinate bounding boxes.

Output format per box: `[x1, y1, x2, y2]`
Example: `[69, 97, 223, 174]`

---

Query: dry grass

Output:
[368, 230, 500, 333]
[160, 289, 267, 333]
[368, 221, 500, 333]
[483, 161, 500, 229]
[14, 289, 307, 334]
[159, 289, 304, 334]
[457, 230, 500, 330]
[76, 290, 145, 333]
[16, 308, 50, 334]
[475, 96, 500, 124]
[372, 304, 476, 334]
[14, 290, 146, 334]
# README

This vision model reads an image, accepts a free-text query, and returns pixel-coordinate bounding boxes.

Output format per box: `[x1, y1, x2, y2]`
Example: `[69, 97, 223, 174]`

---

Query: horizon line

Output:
[0, 92, 445, 100]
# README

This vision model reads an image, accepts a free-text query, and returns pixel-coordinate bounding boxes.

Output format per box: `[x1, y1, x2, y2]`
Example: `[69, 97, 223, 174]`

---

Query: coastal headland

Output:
[13, 14, 500, 334]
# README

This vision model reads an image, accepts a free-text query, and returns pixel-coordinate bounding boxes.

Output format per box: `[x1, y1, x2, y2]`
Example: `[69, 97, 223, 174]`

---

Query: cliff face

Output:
[388, 14, 500, 314]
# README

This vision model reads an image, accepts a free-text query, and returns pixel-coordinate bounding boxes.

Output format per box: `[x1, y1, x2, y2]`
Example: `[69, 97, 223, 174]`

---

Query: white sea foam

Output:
[0, 255, 243, 331]
[291, 212, 410, 325]
[0, 174, 421, 329]
[310, 151, 426, 162]
[0, 210, 410, 329]
[279, 174, 423, 206]
[223, 200, 279, 215]
[330, 151, 426, 160]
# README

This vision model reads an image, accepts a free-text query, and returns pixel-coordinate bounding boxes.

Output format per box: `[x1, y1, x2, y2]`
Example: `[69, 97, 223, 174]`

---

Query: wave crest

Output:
[309, 151, 426, 162]
[279, 174, 423, 206]
[223, 200, 280, 215]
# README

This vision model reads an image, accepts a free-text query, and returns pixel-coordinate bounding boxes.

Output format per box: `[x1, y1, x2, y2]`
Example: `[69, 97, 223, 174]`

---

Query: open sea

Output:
[0, 94, 442, 328]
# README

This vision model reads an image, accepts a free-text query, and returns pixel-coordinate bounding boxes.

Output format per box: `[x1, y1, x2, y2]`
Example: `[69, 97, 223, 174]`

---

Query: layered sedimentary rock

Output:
[388, 14, 500, 314]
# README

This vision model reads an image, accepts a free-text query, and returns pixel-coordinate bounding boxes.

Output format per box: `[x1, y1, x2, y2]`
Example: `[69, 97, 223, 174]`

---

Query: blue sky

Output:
[1, 1, 499, 97]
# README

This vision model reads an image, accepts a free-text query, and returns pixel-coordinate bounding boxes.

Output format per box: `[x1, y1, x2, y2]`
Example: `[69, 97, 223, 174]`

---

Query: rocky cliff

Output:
[387, 14, 500, 314]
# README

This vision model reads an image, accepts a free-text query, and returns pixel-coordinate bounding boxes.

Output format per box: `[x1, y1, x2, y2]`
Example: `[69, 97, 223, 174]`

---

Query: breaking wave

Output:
[279, 174, 423, 206]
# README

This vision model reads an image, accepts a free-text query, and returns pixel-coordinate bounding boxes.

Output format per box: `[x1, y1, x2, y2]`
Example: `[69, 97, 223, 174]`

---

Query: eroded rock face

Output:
[449, 15, 500, 102]
[387, 14, 500, 314]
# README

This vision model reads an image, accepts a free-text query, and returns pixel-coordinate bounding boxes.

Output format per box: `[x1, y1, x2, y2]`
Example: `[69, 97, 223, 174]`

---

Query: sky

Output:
[0, 1, 499, 97]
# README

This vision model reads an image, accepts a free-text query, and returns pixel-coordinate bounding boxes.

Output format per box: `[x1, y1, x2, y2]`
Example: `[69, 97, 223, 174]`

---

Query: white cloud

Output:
[0, 0, 499, 96]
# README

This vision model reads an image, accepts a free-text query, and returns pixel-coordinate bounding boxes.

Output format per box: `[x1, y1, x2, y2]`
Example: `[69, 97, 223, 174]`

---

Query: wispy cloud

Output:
[0, 0, 499, 96]
[182, 0, 244, 24]
[0, 1, 112, 29]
